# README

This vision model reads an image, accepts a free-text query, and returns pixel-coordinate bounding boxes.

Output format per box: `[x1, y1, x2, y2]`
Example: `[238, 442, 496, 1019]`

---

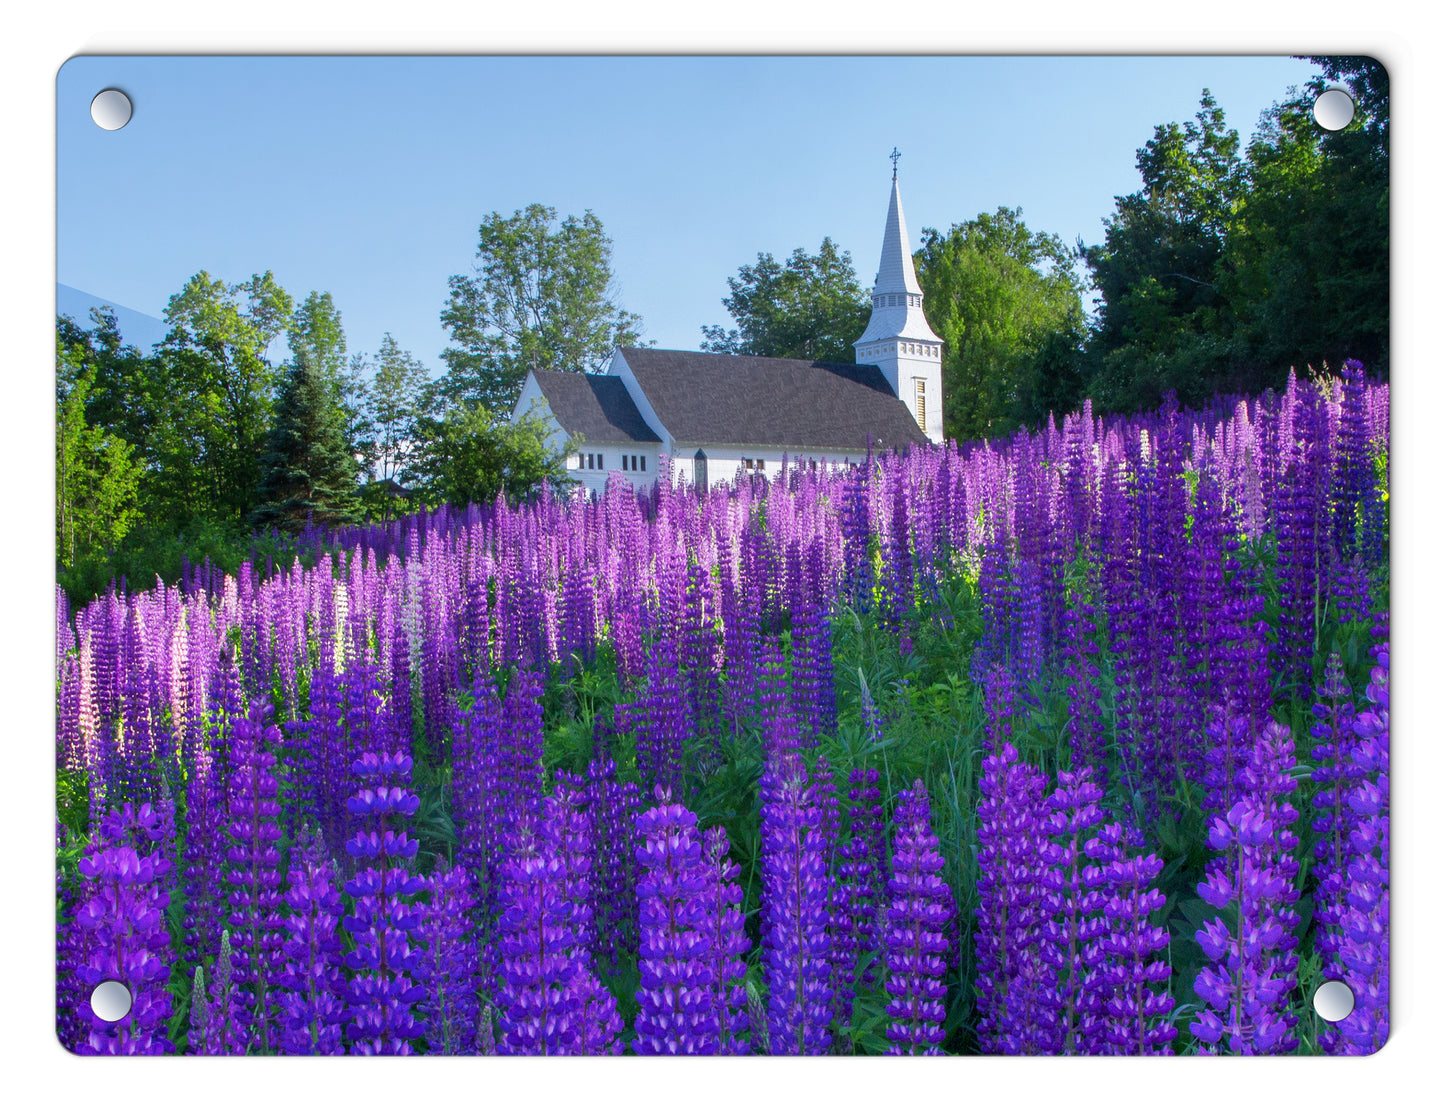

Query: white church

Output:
[512, 172, 944, 496]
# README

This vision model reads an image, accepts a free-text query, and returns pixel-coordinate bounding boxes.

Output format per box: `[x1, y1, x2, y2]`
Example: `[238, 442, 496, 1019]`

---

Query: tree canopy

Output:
[916, 207, 1087, 441]
[701, 238, 870, 364]
[404, 402, 574, 509]
[56, 327, 143, 571]
[152, 270, 295, 522]
[1080, 65, 1388, 413]
[440, 205, 644, 412]
[252, 291, 363, 531]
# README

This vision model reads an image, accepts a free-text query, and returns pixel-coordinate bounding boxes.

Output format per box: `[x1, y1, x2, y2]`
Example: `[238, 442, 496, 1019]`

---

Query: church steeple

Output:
[854, 164, 944, 444]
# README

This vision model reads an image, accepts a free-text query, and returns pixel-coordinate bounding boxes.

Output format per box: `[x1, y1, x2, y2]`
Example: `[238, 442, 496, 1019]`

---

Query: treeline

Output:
[703, 57, 1388, 441]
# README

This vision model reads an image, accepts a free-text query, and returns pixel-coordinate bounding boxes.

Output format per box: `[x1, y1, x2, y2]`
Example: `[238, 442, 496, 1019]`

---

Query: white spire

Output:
[855, 174, 941, 346]
[873, 175, 923, 297]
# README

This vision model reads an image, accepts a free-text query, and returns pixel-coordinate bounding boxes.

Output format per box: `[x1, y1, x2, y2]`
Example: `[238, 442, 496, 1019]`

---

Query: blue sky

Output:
[58, 55, 1321, 375]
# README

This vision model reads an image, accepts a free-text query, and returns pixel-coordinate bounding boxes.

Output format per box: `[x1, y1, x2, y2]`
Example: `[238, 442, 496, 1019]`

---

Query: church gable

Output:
[616, 347, 927, 453]
[525, 369, 662, 444]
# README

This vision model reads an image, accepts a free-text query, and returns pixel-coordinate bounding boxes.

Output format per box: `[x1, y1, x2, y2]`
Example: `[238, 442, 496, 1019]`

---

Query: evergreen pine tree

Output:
[252, 294, 362, 531]
[251, 349, 361, 531]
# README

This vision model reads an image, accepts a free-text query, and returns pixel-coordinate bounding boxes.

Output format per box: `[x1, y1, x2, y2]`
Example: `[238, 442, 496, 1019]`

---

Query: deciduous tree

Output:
[916, 207, 1086, 440]
[701, 238, 870, 364]
[405, 403, 574, 509]
[440, 205, 643, 411]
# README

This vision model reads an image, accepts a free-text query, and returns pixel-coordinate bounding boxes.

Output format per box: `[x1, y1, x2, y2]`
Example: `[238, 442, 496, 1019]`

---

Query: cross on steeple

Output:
[889, 146, 901, 179]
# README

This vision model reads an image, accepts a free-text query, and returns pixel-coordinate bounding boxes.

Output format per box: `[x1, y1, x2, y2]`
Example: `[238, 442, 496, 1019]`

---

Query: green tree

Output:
[1082, 67, 1388, 414]
[56, 308, 155, 452]
[363, 333, 434, 482]
[156, 270, 294, 522]
[440, 205, 643, 411]
[405, 403, 574, 509]
[915, 207, 1086, 440]
[1081, 90, 1245, 412]
[1220, 61, 1388, 381]
[252, 291, 362, 530]
[700, 237, 870, 363]
[56, 348, 143, 570]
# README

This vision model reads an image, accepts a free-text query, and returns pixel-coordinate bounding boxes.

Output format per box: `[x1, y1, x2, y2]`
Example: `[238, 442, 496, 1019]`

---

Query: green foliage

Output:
[701, 237, 871, 364]
[915, 207, 1087, 441]
[56, 514, 326, 606]
[252, 291, 364, 531]
[1083, 64, 1388, 414]
[1082, 91, 1243, 413]
[405, 401, 576, 509]
[56, 350, 143, 571]
[156, 270, 295, 523]
[440, 204, 644, 412]
[358, 333, 435, 484]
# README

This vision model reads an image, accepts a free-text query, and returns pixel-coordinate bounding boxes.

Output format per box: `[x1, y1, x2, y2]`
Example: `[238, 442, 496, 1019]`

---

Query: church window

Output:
[694, 449, 708, 490]
[586, 453, 594, 470]
[641, 456, 647, 471]
[913, 378, 926, 431]
[597, 453, 605, 469]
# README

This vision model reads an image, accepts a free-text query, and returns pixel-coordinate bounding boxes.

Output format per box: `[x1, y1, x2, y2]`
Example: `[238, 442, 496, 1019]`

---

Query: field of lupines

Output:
[54, 360, 1389, 1057]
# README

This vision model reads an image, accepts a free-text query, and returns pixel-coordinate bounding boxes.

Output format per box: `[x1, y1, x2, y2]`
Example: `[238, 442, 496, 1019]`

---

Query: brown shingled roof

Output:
[618, 347, 928, 452]
[530, 370, 662, 444]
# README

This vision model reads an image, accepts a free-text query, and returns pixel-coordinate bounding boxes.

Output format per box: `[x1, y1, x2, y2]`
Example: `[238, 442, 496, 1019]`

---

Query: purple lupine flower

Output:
[982, 663, 1017, 754]
[631, 789, 717, 1055]
[883, 473, 914, 630]
[180, 743, 226, 973]
[343, 749, 427, 1055]
[476, 1005, 496, 1056]
[1061, 599, 1106, 777]
[191, 929, 247, 1055]
[585, 759, 641, 977]
[572, 967, 624, 1056]
[1323, 643, 1389, 1054]
[840, 463, 874, 614]
[882, 780, 953, 1055]
[974, 740, 1055, 1054]
[452, 676, 504, 917]
[55, 824, 89, 1053]
[1330, 358, 1373, 561]
[300, 657, 350, 860]
[636, 638, 691, 797]
[702, 824, 752, 1054]
[833, 766, 885, 1030]
[187, 967, 211, 1055]
[1274, 394, 1329, 691]
[1309, 654, 1358, 990]
[1082, 823, 1175, 1055]
[415, 860, 480, 1055]
[71, 805, 174, 1055]
[1329, 558, 1373, 626]
[502, 669, 547, 827]
[547, 784, 596, 967]
[1192, 720, 1301, 1054]
[223, 697, 286, 1052]
[276, 827, 346, 1055]
[1015, 559, 1046, 687]
[760, 754, 833, 1055]
[493, 815, 584, 1055]
[1041, 768, 1108, 1054]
